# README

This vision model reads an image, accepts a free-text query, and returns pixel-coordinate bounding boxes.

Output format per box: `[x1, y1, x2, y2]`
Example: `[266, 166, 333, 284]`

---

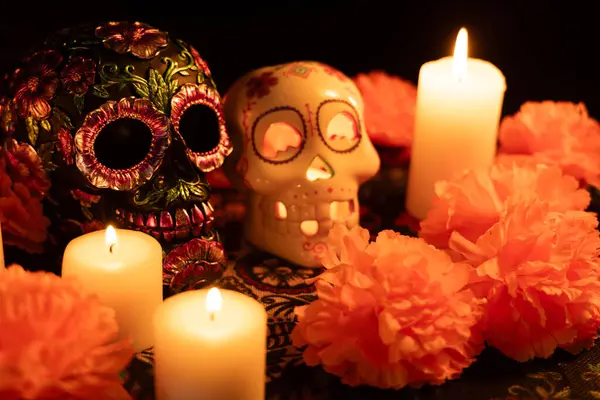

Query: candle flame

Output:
[105, 225, 117, 251]
[453, 27, 468, 82]
[206, 287, 222, 314]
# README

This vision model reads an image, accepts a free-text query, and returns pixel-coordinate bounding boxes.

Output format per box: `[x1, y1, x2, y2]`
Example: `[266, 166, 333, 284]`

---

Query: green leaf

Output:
[73, 94, 85, 114]
[168, 79, 179, 97]
[37, 142, 59, 172]
[51, 107, 74, 134]
[147, 68, 170, 112]
[166, 187, 181, 205]
[132, 81, 149, 98]
[92, 84, 110, 99]
[117, 83, 128, 92]
[25, 117, 39, 145]
[189, 182, 209, 199]
[39, 119, 52, 132]
[180, 184, 190, 200]
[178, 70, 190, 76]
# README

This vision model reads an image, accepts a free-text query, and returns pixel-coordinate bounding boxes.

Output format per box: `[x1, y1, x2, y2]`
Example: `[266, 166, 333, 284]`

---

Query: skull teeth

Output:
[114, 203, 215, 242]
[262, 198, 357, 238]
[134, 213, 145, 227]
[191, 204, 204, 224]
[175, 209, 191, 227]
[160, 211, 174, 228]
[146, 213, 158, 228]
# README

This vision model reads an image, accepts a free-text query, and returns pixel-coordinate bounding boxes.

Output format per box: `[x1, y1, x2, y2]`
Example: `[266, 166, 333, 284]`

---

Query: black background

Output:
[0, 0, 597, 118]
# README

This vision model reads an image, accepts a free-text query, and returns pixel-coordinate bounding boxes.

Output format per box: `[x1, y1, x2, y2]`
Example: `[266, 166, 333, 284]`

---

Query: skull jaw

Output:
[244, 193, 360, 268]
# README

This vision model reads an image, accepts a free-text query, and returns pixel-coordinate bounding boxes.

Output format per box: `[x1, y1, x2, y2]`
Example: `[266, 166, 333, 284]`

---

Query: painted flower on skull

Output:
[75, 97, 171, 191]
[95, 21, 169, 60]
[60, 57, 96, 95]
[163, 238, 227, 292]
[171, 83, 232, 172]
[57, 127, 75, 165]
[10, 50, 62, 120]
[246, 71, 278, 99]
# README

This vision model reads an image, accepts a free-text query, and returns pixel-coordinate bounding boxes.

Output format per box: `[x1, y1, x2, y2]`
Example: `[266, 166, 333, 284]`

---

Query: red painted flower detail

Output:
[163, 238, 226, 292]
[75, 97, 170, 191]
[246, 71, 278, 99]
[189, 46, 211, 77]
[95, 22, 168, 60]
[71, 189, 101, 208]
[60, 57, 96, 95]
[57, 127, 74, 165]
[11, 50, 62, 120]
[3, 138, 50, 198]
[171, 84, 232, 172]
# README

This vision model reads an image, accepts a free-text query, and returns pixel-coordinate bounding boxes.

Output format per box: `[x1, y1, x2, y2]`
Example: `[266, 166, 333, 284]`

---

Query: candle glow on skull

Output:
[453, 27, 469, 82]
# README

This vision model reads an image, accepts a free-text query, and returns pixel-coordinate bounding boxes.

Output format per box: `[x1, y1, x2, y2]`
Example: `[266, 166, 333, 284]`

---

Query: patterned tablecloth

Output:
[118, 149, 600, 400]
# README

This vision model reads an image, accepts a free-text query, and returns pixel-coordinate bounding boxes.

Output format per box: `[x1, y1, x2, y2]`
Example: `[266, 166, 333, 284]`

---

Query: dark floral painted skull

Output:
[0, 22, 231, 294]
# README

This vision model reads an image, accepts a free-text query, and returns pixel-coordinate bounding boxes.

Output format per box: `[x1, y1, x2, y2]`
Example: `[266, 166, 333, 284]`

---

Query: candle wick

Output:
[210, 312, 215, 322]
[109, 243, 115, 254]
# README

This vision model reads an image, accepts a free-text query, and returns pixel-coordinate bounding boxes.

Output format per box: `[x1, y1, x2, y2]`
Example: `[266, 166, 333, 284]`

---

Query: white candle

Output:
[62, 226, 163, 352]
[154, 287, 267, 400]
[406, 28, 506, 219]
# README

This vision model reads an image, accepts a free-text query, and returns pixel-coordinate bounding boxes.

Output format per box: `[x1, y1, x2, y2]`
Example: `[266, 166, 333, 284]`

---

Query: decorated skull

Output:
[223, 61, 380, 267]
[0, 22, 231, 293]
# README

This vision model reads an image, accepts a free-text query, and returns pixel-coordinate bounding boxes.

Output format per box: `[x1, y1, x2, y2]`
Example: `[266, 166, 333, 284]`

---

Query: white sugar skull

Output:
[223, 62, 380, 267]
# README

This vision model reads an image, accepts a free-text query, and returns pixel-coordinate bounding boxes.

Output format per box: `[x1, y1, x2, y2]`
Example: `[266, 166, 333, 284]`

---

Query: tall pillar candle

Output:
[406, 28, 506, 219]
[62, 226, 163, 352]
[154, 288, 267, 400]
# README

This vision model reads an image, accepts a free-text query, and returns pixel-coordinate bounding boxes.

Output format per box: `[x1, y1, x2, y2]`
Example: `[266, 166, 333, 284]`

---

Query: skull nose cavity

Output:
[300, 220, 319, 236]
[275, 201, 287, 219]
[306, 156, 333, 182]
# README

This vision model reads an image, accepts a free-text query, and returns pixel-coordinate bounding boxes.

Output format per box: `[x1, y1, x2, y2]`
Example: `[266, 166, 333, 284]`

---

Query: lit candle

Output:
[154, 287, 267, 400]
[62, 226, 163, 352]
[406, 28, 506, 219]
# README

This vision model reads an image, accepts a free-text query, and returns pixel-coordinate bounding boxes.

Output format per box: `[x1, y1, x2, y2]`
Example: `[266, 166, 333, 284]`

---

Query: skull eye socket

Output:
[262, 123, 302, 159]
[317, 100, 362, 153]
[171, 83, 232, 172]
[75, 98, 170, 191]
[253, 107, 306, 164]
[178, 104, 221, 154]
[94, 118, 153, 169]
